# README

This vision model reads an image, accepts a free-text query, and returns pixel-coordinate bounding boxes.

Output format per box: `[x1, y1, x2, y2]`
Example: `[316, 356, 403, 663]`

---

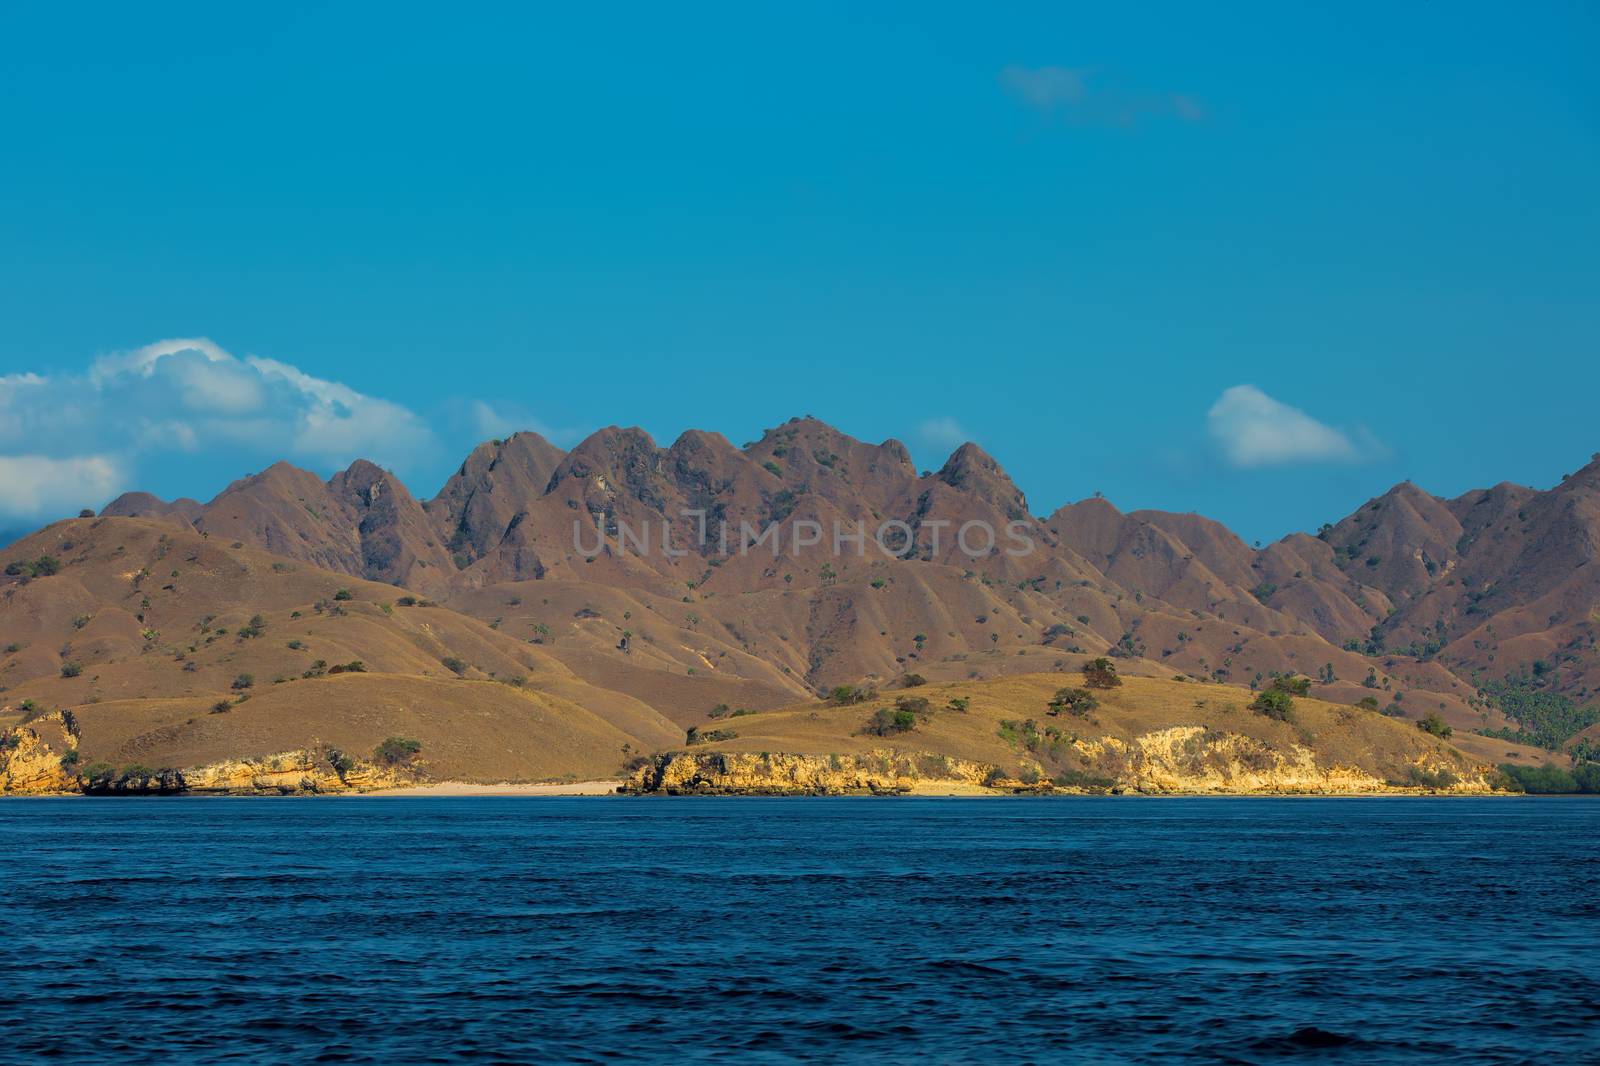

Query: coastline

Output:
[351, 780, 622, 797]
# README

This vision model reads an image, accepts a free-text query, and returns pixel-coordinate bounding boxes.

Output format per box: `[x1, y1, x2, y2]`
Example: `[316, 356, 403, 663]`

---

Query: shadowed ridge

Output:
[547, 426, 667, 509]
[427, 431, 567, 565]
[327, 458, 456, 591]
[934, 442, 1028, 521]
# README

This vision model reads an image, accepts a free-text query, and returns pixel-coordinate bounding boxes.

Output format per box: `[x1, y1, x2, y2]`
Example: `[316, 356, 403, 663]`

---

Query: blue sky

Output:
[1, 1, 1596, 544]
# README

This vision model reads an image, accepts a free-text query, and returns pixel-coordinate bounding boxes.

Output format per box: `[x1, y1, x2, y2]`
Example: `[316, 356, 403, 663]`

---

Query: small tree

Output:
[1417, 713, 1453, 739]
[862, 707, 916, 736]
[1270, 675, 1311, 696]
[1250, 688, 1295, 722]
[901, 673, 927, 688]
[1081, 657, 1121, 690]
[374, 736, 422, 765]
[894, 695, 930, 716]
[1047, 687, 1098, 716]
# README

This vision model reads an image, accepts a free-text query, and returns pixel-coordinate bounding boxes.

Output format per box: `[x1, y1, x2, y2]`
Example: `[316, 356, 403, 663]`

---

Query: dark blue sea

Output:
[2, 798, 1597, 1064]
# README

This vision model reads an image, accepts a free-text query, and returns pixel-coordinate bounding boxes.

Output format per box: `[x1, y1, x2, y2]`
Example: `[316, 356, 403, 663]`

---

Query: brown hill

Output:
[0, 419, 1587, 789]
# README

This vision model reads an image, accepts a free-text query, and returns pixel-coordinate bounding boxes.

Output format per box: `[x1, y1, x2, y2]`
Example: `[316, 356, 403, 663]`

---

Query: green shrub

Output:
[1403, 765, 1459, 788]
[374, 736, 422, 765]
[441, 655, 468, 676]
[80, 762, 116, 787]
[5, 555, 61, 579]
[1417, 712, 1453, 739]
[861, 707, 916, 736]
[1250, 688, 1295, 722]
[1497, 762, 1600, 794]
[1081, 658, 1121, 690]
[901, 673, 926, 688]
[60, 661, 82, 678]
[685, 727, 739, 745]
[332, 588, 353, 601]
[1269, 675, 1311, 696]
[1047, 687, 1098, 716]
[231, 673, 254, 690]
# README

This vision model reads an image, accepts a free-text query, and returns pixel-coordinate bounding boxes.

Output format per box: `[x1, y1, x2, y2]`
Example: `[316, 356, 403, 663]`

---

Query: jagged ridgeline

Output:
[4, 418, 1600, 793]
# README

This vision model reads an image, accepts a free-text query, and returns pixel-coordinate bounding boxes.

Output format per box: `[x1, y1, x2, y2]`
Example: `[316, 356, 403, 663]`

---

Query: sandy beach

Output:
[355, 781, 621, 797]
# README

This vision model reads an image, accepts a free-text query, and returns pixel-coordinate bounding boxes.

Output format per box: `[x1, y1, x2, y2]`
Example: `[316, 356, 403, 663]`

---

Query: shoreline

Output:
[350, 780, 623, 797]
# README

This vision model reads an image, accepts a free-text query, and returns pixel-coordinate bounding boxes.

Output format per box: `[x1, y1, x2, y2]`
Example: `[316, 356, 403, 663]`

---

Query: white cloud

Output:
[1207, 385, 1381, 468]
[998, 65, 1089, 111]
[999, 64, 1203, 126]
[0, 455, 123, 521]
[916, 416, 971, 451]
[456, 399, 579, 446]
[471, 400, 520, 439]
[0, 338, 439, 522]
[88, 336, 230, 385]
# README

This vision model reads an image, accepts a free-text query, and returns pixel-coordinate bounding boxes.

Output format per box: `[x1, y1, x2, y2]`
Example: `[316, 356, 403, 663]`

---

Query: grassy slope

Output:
[0, 517, 1550, 787]
[674, 673, 1491, 781]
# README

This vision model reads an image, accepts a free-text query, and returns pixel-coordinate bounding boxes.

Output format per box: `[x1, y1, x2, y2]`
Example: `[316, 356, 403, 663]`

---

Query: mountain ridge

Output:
[12, 418, 1590, 784]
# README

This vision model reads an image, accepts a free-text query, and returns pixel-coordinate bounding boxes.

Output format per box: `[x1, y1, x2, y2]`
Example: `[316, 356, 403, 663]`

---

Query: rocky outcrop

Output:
[1070, 726, 1493, 795]
[623, 728, 1500, 796]
[0, 718, 80, 794]
[622, 749, 995, 795]
[0, 720, 415, 795]
[170, 750, 409, 795]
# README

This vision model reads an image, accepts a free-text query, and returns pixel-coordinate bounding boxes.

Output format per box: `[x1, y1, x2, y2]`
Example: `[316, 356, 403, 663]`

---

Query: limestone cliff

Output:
[0, 717, 414, 795]
[1069, 725, 1494, 795]
[0, 718, 80, 794]
[624, 727, 1499, 796]
[622, 749, 996, 795]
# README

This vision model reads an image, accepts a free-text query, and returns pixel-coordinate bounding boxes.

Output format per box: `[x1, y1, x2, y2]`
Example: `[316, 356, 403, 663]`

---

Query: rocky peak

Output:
[935, 443, 1028, 520]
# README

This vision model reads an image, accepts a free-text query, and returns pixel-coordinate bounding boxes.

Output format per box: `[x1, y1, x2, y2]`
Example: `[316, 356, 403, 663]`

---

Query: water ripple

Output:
[1, 796, 1596, 1063]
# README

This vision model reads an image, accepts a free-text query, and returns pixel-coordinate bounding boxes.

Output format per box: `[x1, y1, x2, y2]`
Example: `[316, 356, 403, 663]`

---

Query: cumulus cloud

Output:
[448, 398, 579, 447]
[0, 338, 439, 522]
[916, 416, 971, 451]
[1207, 385, 1382, 468]
[998, 64, 1204, 126]
[0, 455, 122, 522]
